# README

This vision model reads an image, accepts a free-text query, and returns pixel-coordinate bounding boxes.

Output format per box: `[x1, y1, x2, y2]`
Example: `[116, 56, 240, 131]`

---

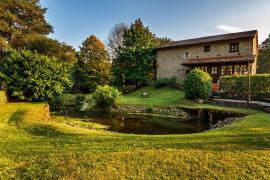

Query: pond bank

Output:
[52, 103, 245, 132]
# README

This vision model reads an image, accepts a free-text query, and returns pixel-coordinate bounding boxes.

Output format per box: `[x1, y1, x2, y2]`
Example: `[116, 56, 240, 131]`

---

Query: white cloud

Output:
[216, 24, 243, 33]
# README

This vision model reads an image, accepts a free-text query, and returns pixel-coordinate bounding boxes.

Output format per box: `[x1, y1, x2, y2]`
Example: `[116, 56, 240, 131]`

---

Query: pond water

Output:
[52, 103, 243, 135]
[56, 108, 243, 135]
[82, 114, 208, 135]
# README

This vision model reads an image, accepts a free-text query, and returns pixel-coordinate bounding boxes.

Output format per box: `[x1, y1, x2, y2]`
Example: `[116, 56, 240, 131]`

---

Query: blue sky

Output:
[40, 0, 270, 50]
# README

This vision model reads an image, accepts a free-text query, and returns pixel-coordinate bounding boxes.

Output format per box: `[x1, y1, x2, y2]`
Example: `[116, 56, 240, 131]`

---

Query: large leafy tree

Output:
[23, 36, 78, 64]
[74, 35, 111, 92]
[112, 19, 159, 88]
[258, 34, 270, 73]
[0, 50, 72, 101]
[0, 0, 53, 48]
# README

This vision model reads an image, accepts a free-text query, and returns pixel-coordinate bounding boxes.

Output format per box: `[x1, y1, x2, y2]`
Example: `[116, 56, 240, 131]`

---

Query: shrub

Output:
[0, 91, 7, 105]
[169, 77, 184, 90]
[154, 77, 184, 89]
[0, 50, 72, 101]
[92, 85, 120, 111]
[154, 78, 171, 88]
[184, 69, 212, 99]
[220, 74, 270, 99]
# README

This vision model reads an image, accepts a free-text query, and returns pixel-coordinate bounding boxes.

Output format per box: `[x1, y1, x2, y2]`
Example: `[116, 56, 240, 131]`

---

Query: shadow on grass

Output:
[24, 124, 68, 137]
[128, 132, 270, 151]
[8, 108, 28, 128]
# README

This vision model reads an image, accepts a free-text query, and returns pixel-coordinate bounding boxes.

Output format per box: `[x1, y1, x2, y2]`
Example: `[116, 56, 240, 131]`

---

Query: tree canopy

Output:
[112, 19, 159, 88]
[0, 50, 72, 101]
[23, 36, 78, 64]
[258, 34, 270, 73]
[74, 35, 111, 92]
[0, 0, 53, 48]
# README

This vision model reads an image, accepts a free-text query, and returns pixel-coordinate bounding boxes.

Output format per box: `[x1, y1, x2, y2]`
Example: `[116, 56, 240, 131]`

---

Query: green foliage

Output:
[92, 85, 120, 111]
[155, 77, 184, 89]
[156, 36, 172, 46]
[21, 36, 78, 64]
[154, 78, 171, 88]
[112, 19, 159, 88]
[0, 0, 52, 48]
[0, 50, 72, 101]
[257, 34, 270, 73]
[0, 91, 7, 105]
[220, 74, 270, 98]
[184, 69, 212, 99]
[74, 35, 111, 93]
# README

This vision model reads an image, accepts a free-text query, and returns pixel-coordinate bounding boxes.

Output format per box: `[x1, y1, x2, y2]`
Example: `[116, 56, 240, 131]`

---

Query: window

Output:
[230, 43, 239, 52]
[211, 67, 217, 75]
[202, 66, 208, 72]
[196, 66, 207, 72]
[185, 52, 189, 58]
[227, 65, 233, 75]
[234, 65, 240, 74]
[204, 45, 210, 52]
[221, 66, 227, 75]
[240, 64, 248, 74]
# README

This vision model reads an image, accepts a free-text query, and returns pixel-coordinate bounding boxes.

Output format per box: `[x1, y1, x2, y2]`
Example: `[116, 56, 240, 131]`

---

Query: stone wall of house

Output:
[251, 35, 258, 74]
[156, 37, 257, 79]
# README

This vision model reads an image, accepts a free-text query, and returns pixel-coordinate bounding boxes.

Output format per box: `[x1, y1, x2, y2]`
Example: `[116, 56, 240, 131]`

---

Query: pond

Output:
[81, 114, 208, 135]
[54, 108, 243, 135]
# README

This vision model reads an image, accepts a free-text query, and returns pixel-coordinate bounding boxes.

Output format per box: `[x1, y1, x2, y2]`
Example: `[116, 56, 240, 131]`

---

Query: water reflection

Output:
[82, 114, 209, 135]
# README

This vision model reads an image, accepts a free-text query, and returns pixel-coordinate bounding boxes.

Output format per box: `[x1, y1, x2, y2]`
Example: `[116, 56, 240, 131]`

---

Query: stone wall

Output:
[156, 37, 257, 79]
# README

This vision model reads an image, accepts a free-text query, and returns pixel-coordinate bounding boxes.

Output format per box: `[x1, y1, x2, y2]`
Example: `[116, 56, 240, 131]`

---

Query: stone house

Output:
[156, 30, 258, 91]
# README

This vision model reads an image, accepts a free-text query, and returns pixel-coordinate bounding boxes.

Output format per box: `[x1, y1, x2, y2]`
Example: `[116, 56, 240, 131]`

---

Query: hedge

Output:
[0, 91, 7, 105]
[154, 77, 184, 90]
[220, 74, 270, 99]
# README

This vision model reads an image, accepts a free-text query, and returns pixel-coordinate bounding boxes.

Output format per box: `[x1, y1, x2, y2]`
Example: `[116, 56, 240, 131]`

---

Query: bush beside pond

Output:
[0, 50, 72, 101]
[184, 69, 212, 100]
[92, 85, 120, 111]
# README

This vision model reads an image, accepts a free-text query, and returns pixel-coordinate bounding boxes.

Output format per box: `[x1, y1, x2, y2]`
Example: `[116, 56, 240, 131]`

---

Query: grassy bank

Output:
[0, 101, 270, 179]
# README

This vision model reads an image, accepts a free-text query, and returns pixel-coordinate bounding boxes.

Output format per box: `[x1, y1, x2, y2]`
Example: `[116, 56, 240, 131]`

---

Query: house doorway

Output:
[210, 66, 219, 83]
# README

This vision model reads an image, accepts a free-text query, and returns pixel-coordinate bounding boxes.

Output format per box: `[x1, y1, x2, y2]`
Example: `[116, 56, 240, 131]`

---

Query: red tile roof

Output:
[157, 30, 257, 49]
[182, 55, 255, 65]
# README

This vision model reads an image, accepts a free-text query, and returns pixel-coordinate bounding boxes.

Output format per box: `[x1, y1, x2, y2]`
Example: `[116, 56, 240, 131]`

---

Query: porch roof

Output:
[182, 55, 255, 66]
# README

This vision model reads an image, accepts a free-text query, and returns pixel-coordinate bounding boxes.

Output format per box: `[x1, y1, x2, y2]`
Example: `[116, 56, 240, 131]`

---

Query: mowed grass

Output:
[121, 86, 259, 114]
[121, 86, 189, 105]
[0, 101, 270, 179]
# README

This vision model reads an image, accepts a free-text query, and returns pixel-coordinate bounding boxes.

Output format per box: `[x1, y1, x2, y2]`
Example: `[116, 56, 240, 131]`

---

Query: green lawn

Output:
[121, 87, 258, 114]
[0, 88, 270, 179]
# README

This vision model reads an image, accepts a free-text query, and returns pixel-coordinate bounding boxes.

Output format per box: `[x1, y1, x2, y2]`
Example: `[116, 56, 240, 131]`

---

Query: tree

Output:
[156, 36, 172, 46]
[0, 0, 53, 48]
[184, 69, 212, 100]
[23, 36, 78, 64]
[106, 23, 128, 59]
[74, 35, 111, 92]
[258, 34, 270, 73]
[0, 50, 72, 101]
[112, 19, 159, 88]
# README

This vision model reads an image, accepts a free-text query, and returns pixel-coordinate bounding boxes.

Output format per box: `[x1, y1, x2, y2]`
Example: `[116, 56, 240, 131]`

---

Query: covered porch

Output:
[182, 55, 255, 91]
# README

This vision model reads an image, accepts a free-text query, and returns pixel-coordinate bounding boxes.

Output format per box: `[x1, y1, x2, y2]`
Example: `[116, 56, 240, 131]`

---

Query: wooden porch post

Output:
[247, 62, 251, 103]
